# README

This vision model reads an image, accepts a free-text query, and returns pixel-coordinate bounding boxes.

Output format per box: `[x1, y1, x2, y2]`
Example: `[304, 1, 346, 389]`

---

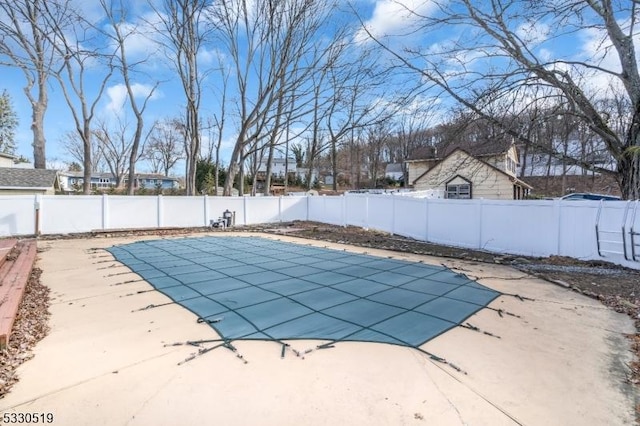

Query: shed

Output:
[0, 168, 60, 195]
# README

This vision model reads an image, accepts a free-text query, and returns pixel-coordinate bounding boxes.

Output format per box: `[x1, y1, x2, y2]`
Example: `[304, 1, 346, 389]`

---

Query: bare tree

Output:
[203, 62, 229, 193]
[145, 118, 184, 176]
[50, 6, 114, 194]
[0, 0, 71, 168]
[150, 0, 212, 195]
[361, 0, 640, 198]
[385, 99, 438, 184]
[364, 123, 390, 187]
[324, 49, 392, 191]
[93, 118, 138, 189]
[212, 0, 336, 196]
[60, 130, 105, 173]
[99, 0, 160, 195]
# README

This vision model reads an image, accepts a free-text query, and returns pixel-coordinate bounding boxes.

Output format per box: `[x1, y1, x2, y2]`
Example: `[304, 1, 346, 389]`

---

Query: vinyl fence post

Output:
[102, 193, 108, 231]
[364, 195, 369, 230]
[478, 198, 484, 250]
[243, 196, 248, 225]
[554, 199, 562, 255]
[391, 195, 396, 236]
[424, 198, 429, 242]
[279, 196, 283, 223]
[342, 195, 346, 227]
[34, 194, 42, 235]
[203, 195, 209, 227]
[306, 194, 310, 221]
[157, 194, 163, 228]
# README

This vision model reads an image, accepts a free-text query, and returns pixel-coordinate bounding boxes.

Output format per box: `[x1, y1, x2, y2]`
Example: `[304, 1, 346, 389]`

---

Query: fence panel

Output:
[367, 195, 395, 233]
[392, 197, 427, 241]
[280, 197, 308, 222]
[245, 197, 281, 224]
[426, 199, 482, 249]
[207, 197, 246, 226]
[308, 196, 344, 225]
[557, 201, 601, 259]
[108, 196, 160, 229]
[162, 196, 206, 227]
[480, 200, 559, 256]
[344, 195, 367, 228]
[0, 195, 35, 236]
[40, 196, 103, 234]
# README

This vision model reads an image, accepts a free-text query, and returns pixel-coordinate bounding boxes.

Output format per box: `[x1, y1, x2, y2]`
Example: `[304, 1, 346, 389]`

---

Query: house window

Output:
[446, 183, 471, 199]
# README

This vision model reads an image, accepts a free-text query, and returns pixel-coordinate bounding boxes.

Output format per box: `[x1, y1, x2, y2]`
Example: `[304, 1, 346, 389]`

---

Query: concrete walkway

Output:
[0, 233, 636, 425]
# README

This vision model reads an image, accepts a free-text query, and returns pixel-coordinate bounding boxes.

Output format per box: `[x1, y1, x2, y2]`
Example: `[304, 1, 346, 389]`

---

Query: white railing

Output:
[0, 193, 637, 269]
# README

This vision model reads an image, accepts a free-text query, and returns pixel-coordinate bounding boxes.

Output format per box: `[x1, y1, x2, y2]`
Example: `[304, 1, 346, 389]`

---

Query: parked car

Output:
[560, 193, 621, 201]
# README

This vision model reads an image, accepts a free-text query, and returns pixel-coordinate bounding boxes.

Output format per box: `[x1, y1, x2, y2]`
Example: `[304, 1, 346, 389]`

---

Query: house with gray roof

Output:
[405, 138, 532, 200]
[0, 168, 60, 195]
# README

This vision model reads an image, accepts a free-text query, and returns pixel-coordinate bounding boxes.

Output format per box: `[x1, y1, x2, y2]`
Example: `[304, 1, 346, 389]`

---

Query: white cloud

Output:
[355, 0, 437, 44]
[105, 83, 162, 116]
[515, 21, 550, 46]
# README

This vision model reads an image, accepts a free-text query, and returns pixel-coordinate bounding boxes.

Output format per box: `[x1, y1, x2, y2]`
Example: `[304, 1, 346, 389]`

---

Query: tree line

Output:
[0, 0, 638, 198]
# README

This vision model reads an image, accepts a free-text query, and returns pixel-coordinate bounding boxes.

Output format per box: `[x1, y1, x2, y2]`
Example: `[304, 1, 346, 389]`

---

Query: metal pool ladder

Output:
[595, 200, 638, 261]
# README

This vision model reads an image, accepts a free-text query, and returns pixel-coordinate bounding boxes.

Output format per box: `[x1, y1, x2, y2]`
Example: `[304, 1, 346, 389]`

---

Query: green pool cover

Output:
[107, 236, 500, 348]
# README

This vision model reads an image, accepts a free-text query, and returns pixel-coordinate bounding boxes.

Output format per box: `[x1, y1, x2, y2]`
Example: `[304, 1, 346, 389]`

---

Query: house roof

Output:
[413, 148, 532, 189]
[0, 167, 59, 189]
[385, 163, 403, 174]
[59, 171, 178, 181]
[0, 152, 15, 160]
[407, 136, 514, 161]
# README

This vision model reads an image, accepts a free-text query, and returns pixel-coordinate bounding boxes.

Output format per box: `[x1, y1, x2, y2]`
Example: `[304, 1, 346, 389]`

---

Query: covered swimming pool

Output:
[107, 236, 500, 348]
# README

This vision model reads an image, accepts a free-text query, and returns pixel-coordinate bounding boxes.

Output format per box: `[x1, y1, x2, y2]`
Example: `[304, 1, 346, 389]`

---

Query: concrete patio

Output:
[0, 233, 636, 425]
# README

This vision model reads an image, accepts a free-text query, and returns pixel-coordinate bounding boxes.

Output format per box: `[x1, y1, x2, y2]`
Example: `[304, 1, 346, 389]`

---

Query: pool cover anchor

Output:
[223, 341, 248, 364]
[197, 316, 224, 324]
[419, 349, 468, 375]
[121, 289, 155, 298]
[178, 342, 227, 366]
[459, 322, 501, 339]
[503, 293, 535, 302]
[486, 307, 521, 318]
[131, 301, 176, 312]
[176, 340, 247, 365]
[292, 341, 338, 359]
[112, 279, 144, 287]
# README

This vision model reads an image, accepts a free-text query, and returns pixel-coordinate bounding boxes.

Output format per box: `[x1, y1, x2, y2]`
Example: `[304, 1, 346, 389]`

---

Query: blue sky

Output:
[1, 0, 628, 174]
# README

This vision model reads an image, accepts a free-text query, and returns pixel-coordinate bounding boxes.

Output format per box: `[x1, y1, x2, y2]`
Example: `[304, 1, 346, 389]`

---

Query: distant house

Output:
[0, 168, 60, 195]
[405, 140, 532, 200]
[58, 172, 180, 192]
[257, 157, 297, 177]
[384, 163, 404, 182]
[0, 153, 14, 168]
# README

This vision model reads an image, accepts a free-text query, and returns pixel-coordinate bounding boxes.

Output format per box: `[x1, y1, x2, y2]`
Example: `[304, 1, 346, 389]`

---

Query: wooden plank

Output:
[0, 238, 18, 270]
[0, 241, 36, 348]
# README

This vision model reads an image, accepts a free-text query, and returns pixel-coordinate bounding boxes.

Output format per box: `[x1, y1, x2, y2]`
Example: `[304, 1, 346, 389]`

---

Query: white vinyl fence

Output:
[1, 193, 638, 269]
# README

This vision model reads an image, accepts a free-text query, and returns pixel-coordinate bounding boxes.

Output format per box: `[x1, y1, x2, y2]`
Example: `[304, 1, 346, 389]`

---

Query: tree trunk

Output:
[31, 83, 47, 169]
[331, 138, 337, 191]
[83, 134, 92, 195]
